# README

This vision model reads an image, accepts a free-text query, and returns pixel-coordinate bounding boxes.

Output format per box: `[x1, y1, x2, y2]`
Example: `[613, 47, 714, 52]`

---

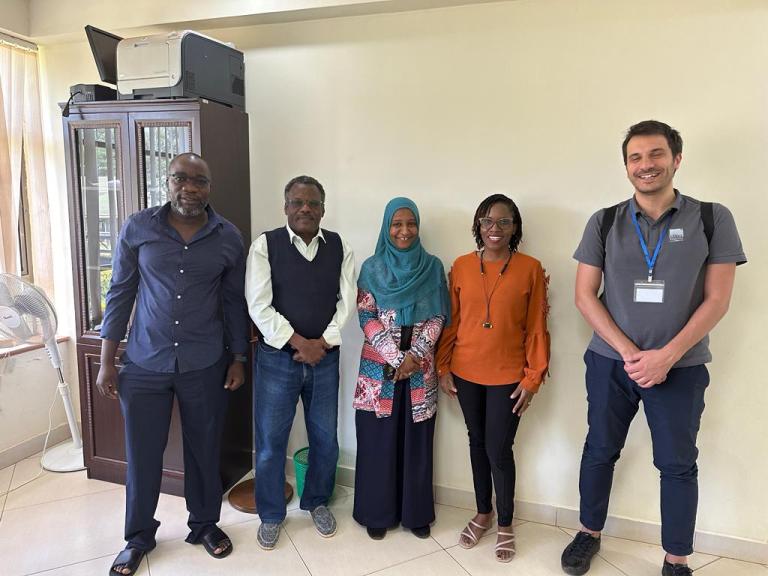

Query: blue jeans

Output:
[254, 342, 340, 523]
[578, 350, 709, 556]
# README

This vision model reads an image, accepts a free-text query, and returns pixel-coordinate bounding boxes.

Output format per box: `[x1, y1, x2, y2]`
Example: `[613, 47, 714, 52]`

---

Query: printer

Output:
[117, 30, 245, 110]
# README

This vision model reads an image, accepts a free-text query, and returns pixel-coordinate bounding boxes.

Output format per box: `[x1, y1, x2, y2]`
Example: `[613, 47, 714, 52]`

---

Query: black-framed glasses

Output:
[169, 173, 210, 187]
[478, 217, 515, 230]
[287, 198, 324, 210]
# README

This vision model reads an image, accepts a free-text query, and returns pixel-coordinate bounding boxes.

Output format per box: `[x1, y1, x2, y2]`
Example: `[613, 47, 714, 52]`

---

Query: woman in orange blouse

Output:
[436, 193, 549, 563]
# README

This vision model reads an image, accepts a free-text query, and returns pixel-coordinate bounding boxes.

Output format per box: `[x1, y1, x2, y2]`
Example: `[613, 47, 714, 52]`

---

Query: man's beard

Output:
[171, 197, 208, 217]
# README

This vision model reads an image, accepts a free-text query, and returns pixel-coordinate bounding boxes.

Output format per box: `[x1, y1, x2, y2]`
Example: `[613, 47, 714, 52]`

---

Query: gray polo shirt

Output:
[573, 191, 746, 367]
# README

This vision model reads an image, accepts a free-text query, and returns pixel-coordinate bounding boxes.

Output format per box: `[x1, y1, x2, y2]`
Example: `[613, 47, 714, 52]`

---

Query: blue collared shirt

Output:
[101, 203, 248, 373]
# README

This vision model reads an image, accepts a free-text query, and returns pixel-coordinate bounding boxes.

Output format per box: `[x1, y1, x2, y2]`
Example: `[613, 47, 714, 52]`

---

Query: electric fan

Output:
[0, 273, 85, 472]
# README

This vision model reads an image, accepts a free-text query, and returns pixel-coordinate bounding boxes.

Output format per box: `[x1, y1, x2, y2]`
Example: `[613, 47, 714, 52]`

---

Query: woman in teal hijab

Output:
[353, 197, 449, 540]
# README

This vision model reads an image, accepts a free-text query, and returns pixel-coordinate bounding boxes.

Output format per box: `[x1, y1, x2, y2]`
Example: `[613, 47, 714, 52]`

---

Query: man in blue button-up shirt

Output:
[96, 153, 248, 574]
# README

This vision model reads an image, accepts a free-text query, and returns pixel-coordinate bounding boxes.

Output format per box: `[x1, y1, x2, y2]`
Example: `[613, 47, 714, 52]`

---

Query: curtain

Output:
[0, 41, 54, 299]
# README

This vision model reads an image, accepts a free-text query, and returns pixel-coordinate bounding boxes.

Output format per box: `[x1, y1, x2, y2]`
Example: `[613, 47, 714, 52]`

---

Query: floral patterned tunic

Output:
[354, 289, 445, 422]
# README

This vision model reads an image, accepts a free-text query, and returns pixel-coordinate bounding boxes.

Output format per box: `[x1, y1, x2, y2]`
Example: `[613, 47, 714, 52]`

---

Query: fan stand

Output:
[41, 441, 84, 472]
[41, 368, 85, 472]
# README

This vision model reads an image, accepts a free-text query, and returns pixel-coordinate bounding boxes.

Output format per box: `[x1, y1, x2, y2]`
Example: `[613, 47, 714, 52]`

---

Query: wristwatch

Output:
[232, 353, 248, 363]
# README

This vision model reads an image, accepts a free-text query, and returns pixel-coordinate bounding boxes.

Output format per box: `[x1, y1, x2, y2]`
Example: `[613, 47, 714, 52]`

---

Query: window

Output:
[17, 144, 33, 281]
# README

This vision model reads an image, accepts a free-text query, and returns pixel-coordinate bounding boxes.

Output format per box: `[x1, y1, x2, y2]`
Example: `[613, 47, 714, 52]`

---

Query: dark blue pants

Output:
[579, 350, 709, 556]
[118, 355, 229, 551]
[454, 375, 521, 527]
[254, 343, 340, 523]
[353, 380, 436, 530]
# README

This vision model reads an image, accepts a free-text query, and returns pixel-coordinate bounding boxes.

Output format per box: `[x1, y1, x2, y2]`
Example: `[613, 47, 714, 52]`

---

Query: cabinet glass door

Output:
[74, 124, 125, 333]
[136, 122, 192, 208]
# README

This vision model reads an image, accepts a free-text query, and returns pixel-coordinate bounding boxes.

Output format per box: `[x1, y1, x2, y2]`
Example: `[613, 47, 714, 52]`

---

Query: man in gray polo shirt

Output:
[561, 120, 746, 576]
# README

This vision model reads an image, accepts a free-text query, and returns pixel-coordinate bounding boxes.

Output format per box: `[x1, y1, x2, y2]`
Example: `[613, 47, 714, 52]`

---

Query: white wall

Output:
[0, 342, 77, 459]
[34, 0, 766, 545]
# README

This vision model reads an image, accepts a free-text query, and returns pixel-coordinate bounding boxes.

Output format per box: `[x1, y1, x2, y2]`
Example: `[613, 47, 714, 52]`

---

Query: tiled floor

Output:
[1, 453, 766, 576]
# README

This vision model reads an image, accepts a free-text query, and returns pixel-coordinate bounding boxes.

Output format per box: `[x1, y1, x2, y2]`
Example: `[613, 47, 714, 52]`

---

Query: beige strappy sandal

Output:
[495, 529, 516, 562]
[458, 518, 492, 549]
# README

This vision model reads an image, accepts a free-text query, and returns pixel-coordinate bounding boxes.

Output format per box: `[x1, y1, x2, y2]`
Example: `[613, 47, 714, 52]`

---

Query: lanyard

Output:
[630, 210, 671, 282]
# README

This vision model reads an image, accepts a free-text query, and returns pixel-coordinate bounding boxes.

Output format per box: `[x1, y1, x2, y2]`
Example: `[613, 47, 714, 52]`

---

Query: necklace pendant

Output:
[482, 322, 493, 329]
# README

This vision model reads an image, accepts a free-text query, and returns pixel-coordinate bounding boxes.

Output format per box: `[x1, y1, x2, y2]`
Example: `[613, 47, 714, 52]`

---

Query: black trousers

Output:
[118, 355, 229, 551]
[454, 374, 521, 526]
[353, 379, 436, 530]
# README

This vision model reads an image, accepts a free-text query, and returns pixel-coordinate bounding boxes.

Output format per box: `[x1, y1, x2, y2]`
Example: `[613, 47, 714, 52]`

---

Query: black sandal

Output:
[198, 525, 233, 559]
[109, 548, 145, 575]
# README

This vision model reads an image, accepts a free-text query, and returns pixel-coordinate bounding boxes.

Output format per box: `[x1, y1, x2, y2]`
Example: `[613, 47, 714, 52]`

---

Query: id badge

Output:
[634, 279, 665, 303]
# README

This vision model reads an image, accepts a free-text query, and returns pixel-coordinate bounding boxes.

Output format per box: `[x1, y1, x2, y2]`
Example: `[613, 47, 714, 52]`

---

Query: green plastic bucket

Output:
[293, 447, 310, 497]
[292, 446, 336, 498]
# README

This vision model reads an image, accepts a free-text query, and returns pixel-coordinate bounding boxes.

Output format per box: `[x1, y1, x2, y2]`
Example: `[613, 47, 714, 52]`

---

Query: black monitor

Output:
[84, 25, 122, 85]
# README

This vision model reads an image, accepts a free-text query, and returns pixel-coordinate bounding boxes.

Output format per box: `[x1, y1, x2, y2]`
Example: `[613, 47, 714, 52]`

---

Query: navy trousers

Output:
[353, 379, 436, 530]
[579, 350, 709, 556]
[118, 354, 229, 551]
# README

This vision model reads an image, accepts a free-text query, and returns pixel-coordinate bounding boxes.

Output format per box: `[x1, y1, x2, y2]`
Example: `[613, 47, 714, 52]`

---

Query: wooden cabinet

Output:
[62, 98, 253, 496]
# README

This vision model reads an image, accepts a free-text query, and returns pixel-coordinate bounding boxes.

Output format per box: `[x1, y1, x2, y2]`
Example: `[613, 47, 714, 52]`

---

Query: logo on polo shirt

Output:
[669, 228, 684, 242]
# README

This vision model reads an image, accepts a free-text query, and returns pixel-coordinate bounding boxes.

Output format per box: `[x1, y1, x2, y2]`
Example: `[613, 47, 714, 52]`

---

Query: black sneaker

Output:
[411, 525, 431, 539]
[561, 531, 601, 575]
[662, 560, 692, 576]
[367, 527, 386, 540]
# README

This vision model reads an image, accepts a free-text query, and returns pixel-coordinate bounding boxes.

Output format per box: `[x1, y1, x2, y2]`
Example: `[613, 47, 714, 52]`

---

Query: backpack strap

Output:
[700, 201, 714, 246]
[599, 203, 621, 249]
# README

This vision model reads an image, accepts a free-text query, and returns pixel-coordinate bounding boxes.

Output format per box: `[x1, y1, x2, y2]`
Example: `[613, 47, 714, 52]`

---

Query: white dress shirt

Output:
[245, 224, 356, 349]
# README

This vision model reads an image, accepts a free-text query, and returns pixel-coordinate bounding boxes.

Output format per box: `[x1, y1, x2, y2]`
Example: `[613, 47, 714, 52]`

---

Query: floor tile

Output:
[153, 490, 258, 537]
[0, 463, 13, 493]
[148, 520, 311, 576]
[430, 502, 524, 550]
[150, 480, 354, 546]
[368, 549, 469, 576]
[447, 521, 624, 575]
[0, 489, 130, 576]
[0, 463, 14, 519]
[284, 494, 442, 576]
[29, 553, 150, 575]
[5, 455, 120, 511]
[695, 557, 768, 575]
[561, 528, 719, 573]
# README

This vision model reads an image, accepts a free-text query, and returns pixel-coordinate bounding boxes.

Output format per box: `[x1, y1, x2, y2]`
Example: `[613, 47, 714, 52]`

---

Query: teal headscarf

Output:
[358, 197, 450, 326]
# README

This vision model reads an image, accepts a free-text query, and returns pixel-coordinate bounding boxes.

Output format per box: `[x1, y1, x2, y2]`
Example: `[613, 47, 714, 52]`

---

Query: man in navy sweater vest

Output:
[246, 175, 356, 550]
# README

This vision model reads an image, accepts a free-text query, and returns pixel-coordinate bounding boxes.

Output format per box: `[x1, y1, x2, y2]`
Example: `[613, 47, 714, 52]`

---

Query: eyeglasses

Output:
[169, 173, 210, 187]
[286, 199, 324, 210]
[478, 217, 515, 230]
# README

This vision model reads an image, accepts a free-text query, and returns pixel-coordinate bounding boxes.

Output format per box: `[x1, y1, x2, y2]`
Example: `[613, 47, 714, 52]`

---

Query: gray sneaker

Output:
[257, 522, 281, 550]
[310, 505, 337, 537]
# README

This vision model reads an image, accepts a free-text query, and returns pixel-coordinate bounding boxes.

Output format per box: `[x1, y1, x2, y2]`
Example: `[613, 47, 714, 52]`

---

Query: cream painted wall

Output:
[35, 0, 766, 544]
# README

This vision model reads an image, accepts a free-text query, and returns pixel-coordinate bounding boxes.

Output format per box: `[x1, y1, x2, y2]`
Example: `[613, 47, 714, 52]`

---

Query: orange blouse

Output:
[436, 251, 550, 392]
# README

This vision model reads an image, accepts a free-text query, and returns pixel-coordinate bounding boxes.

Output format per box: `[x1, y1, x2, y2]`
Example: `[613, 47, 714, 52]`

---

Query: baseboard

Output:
[0, 424, 73, 470]
[283, 456, 766, 565]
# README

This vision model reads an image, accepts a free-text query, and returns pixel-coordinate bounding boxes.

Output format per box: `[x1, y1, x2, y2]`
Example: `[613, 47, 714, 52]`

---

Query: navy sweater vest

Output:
[265, 227, 343, 342]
